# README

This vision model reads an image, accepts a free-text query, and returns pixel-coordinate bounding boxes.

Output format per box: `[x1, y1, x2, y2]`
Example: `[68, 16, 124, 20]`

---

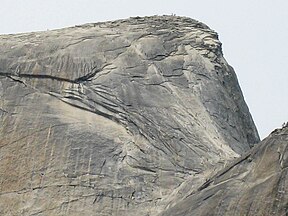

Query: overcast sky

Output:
[1, 0, 287, 139]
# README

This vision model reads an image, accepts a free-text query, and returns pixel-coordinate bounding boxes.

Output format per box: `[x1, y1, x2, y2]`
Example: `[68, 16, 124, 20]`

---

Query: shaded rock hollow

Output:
[0, 16, 263, 215]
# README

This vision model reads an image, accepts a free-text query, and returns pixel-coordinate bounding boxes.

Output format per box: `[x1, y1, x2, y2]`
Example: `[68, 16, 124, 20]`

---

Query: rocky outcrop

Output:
[0, 16, 262, 215]
[160, 125, 288, 216]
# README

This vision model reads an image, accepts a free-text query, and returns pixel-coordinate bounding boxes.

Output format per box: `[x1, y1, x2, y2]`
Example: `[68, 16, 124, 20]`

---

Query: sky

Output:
[0, 0, 287, 139]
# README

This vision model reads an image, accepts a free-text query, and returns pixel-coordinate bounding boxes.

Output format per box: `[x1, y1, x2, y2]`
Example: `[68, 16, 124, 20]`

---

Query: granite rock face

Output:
[160, 125, 288, 216]
[0, 16, 262, 215]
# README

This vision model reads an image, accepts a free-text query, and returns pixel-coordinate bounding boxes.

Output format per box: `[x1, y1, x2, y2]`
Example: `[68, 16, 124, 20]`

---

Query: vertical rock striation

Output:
[0, 16, 262, 215]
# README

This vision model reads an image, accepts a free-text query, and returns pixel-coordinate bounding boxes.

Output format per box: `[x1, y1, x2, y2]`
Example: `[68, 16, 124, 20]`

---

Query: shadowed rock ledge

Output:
[0, 15, 266, 215]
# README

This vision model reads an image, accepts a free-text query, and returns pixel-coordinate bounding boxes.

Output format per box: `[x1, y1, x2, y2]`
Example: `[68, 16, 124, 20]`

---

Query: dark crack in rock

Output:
[0, 16, 262, 216]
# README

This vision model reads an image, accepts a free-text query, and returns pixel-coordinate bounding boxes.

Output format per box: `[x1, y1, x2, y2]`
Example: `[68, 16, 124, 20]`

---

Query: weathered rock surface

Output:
[160, 125, 288, 216]
[0, 16, 263, 215]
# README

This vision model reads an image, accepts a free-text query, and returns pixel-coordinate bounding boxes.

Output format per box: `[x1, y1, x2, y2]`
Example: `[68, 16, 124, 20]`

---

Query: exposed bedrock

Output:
[0, 16, 262, 215]
[160, 125, 288, 216]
